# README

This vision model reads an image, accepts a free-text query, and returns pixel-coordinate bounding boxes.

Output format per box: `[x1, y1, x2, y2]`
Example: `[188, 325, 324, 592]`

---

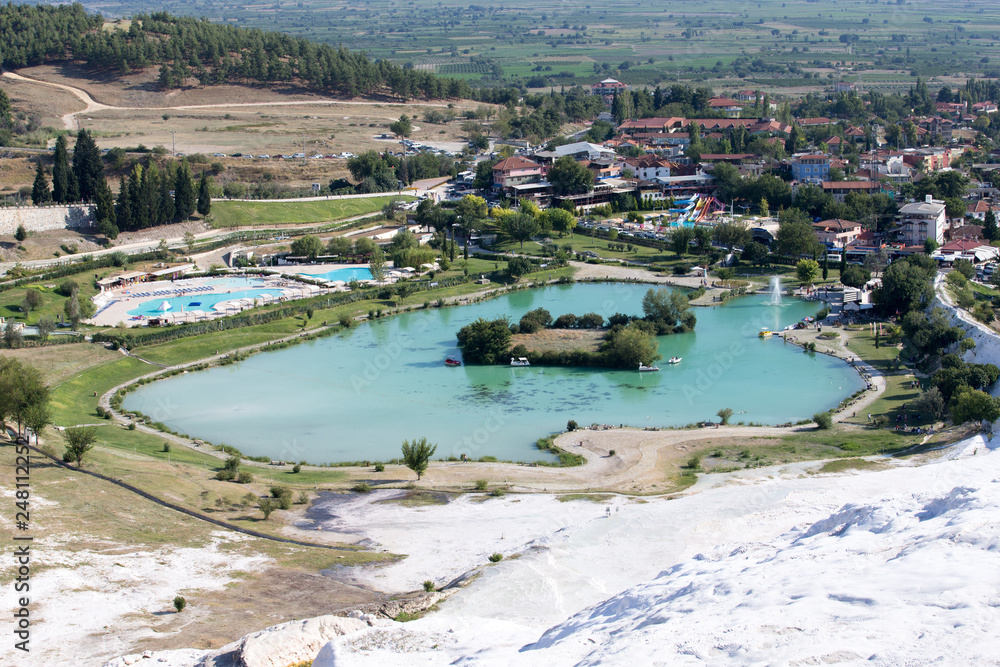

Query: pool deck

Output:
[89, 274, 326, 328]
[273, 262, 415, 286]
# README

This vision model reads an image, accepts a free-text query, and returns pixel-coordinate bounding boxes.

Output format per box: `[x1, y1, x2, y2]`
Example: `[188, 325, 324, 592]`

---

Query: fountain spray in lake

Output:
[768, 276, 783, 305]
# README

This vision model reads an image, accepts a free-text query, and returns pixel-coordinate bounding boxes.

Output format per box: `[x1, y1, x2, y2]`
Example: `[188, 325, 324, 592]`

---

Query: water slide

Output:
[694, 196, 720, 222]
[673, 195, 699, 223]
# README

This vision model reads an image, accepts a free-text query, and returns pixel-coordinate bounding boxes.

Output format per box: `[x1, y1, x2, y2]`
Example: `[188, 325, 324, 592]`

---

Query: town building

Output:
[492, 156, 543, 194]
[897, 196, 947, 246]
[790, 154, 831, 184]
[813, 219, 863, 249]
[591, 78, 629, 104]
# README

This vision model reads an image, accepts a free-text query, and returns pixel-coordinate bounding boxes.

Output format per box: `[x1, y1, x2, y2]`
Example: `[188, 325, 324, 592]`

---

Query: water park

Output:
[91, 274, 325, 327]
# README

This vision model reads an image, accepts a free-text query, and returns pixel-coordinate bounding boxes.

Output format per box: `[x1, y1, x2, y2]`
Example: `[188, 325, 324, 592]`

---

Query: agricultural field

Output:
[87, 0, 1000, 96]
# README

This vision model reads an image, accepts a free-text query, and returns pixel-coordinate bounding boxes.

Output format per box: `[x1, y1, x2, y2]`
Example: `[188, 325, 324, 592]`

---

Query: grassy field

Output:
[840, 373, 930, 427]
[211, 195, 415, 228]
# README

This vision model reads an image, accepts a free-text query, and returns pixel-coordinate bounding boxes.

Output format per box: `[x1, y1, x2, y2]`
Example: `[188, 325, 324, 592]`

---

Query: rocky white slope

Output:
[314, 434, 1000, 666]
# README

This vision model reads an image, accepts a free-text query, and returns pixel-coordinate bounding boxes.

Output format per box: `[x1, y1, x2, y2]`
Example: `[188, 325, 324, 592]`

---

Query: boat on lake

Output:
[445, 357, 462, 367]
[759, 329, 774, 338]
[668, 357, 682, 364]
[638, 363, 660, 372]
[511, 357, 531, 367]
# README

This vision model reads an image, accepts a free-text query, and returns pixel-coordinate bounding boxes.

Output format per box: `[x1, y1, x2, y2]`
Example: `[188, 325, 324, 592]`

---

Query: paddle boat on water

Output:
[758, 328, 774, 338]
[638, 363, 660, 372]
[668, 357, 682, 364]
[445, 357, 462, 367]
[511, 357, 531, 367]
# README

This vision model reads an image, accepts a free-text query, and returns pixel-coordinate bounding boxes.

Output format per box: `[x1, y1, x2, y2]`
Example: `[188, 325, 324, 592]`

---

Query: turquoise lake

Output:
[123, 283, 864, 463]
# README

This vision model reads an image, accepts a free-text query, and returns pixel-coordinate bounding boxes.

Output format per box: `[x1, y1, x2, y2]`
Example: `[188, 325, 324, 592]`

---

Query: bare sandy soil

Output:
[6, 65, 484, 157]
[132, 567, 384, 655]
[17, 63, 348, 108]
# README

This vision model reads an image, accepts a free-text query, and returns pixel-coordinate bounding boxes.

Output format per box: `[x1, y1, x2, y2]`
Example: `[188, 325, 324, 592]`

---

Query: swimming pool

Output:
[125, 277, 286, 317]
[297, 267, 373, 282]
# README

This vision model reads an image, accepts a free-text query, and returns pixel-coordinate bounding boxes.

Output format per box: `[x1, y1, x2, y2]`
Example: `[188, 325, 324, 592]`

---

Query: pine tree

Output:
[52, 135, 71, 203]
[173, 161, 195, 220]
[31, 161, 50, 205]
[196, 172, 212, 216]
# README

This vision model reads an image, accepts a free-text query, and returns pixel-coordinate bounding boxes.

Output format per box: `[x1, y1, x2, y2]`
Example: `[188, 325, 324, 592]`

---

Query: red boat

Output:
[445, 357, 462, 367]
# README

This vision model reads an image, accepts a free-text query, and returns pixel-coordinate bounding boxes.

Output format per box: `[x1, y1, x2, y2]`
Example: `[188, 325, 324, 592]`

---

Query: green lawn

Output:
[843, 329, 907, 373]
[0, 266, 119, 326]
[49, 356, 151, 426]
[137, 319, 310, 366]
[493, 234, 673, 263]
[782, 426, 923, 457]
[211, 196, 415, 228]
[841, 374, 931, 427]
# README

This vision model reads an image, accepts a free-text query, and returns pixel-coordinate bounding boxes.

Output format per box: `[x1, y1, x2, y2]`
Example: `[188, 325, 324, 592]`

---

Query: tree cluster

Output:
[0, 358, 50, 444]
[112, 160, 201, 237]
[641, 287, 696, 335]
[456, 316, 513, 364]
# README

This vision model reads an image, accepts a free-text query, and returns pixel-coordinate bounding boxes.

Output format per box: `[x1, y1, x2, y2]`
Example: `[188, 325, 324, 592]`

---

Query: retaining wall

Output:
[0, 204, 96, 236]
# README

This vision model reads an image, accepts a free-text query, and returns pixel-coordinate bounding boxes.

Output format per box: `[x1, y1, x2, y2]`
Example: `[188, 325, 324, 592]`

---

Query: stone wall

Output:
[0, 204, 95, 236]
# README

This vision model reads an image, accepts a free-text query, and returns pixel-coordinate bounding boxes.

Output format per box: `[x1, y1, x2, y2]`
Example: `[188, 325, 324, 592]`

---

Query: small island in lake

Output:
[456, 287, 696, 370]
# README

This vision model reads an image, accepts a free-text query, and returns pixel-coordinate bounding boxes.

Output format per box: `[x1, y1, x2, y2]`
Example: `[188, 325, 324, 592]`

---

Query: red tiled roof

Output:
[941, 239, 988, 251]
[698, 153, 758, 161]
[822, 180, 877, 190]
[493, 156, 541, 171]
[708, 97, 741, 107]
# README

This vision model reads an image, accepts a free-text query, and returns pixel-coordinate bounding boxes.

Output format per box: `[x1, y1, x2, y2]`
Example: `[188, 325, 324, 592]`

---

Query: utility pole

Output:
[171, 131, 176, 156]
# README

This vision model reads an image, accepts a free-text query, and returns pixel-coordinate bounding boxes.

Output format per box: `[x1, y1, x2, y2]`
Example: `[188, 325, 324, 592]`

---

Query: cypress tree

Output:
[140, 162, 158, 227]
[127, 165, 144, 228]
[115, 176, 132, 232]
[984, 210, 998, 243]
[31, 161, 50, 205]
[94, 177, 117, 239]
[158, 170, 175, 225]
[0, 88, 12, 130]
[52, 135, 71, 203]
[173, 161, 195, 220]
[71, 129, 105, 202]
[196, 172, 211, 216]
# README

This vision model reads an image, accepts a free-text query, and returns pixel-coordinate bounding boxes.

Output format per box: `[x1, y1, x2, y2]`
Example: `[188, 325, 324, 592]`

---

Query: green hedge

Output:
[0, 250, 169, 293]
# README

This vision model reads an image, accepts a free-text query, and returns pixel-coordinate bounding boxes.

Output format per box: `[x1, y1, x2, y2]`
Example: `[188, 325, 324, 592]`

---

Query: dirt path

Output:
[1, 70, 449, 131]
[2, 70, 109, 128]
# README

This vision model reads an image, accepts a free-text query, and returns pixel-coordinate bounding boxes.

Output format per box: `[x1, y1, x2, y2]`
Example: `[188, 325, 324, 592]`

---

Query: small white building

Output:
[898, 195, 947, 246]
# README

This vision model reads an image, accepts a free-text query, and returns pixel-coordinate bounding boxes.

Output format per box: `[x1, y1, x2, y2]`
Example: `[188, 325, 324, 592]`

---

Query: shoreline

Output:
[101, 271, 885, 480]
